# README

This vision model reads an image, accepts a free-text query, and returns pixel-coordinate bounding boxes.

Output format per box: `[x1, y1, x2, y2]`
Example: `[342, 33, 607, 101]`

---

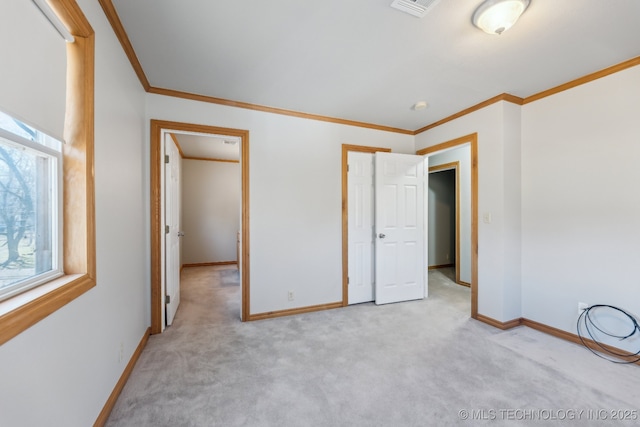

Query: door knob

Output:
[378, 233, 386, 239]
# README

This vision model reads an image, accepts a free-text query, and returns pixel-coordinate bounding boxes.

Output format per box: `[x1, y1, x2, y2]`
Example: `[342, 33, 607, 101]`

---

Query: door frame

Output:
[150, 120, 250, 333]
[417, 133, 478, 318]
[341, 144, 391, 305]
[428, 162, 465, 286]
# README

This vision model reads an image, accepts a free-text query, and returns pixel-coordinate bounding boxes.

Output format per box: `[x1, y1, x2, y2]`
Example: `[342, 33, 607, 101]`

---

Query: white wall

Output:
[428, 169, 455, 267]
[182, 159, 240, 264]
[502, 102, 522, 322]
[521, 66, 640, 351]
[428, 146, 472, 283]
[415, 101, 522, 322]
[147, 94, 414, 314]
[417, 64, 640, 346]
[0, 0, 148, 425]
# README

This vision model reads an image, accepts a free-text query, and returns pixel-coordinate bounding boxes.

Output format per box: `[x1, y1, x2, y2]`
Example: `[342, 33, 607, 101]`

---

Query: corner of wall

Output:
[501, 102, 523, 321]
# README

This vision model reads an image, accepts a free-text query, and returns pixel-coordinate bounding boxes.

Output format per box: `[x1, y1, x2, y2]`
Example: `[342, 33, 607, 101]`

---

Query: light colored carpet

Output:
[106, 267, 640, 426]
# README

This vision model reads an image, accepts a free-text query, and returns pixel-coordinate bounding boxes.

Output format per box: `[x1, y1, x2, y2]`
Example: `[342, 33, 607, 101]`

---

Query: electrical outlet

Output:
[288, 291, 294, 301]
[578, 302, 589, 317]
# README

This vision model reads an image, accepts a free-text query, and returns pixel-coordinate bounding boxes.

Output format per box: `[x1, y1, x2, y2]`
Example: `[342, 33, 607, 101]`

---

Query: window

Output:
[0, 0, 95, 346]
[0, 111, 63, 301]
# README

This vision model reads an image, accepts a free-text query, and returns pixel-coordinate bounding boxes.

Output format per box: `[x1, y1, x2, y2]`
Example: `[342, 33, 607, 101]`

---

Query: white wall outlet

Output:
[483, 212, 492, 224]
[578, 302, 589, 316]
[118, 342, 124, 363]
[288, 291, 294, 301]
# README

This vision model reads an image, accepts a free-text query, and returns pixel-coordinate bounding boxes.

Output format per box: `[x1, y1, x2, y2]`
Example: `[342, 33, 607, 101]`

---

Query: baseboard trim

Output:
[428, 263, 454, 270]
[183, 261, 238, 268]
[249, 301, 343, 321]
[521, 318, 640, 366]
[520, 318, 576, 343]
[476, 315, 639, 365]
[94, 327, 151, 426]
[457, 280, 471, 288]
[476, 314, 523, 330]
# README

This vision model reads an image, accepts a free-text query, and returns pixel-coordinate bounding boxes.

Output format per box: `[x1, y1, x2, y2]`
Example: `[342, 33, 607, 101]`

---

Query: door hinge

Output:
[165, 225, 170, 234]
[165, 295, 170, 304]
[347, 164, 349, 172]
[165, 155, 170, 164]
[347, 277, 350, 285]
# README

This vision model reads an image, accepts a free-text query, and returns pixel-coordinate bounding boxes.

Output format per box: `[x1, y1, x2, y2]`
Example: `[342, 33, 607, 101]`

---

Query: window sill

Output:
[0, 273, 95, 345]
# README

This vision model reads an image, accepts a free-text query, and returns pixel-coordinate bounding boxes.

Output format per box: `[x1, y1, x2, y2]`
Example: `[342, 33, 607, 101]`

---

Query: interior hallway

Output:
[106, 266, 640, 426]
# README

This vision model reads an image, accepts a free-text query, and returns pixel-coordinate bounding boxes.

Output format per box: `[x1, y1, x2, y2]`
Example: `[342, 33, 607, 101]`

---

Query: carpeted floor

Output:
[106, 266, 640, 426]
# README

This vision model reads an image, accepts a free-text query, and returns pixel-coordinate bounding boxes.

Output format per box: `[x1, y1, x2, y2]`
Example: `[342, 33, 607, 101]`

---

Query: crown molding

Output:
[522, 56, 640, 105]
[415, 56, 640, 135]
[98, 1, 639, 138]
[147, 87, 414, 135]
[98, 0, 150, 90]
[413, 93, 523, 135]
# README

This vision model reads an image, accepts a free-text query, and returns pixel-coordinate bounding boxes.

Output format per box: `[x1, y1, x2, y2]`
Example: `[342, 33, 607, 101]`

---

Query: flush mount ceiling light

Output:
[413, 101, 429, 111]
[472, 0, 530, 35]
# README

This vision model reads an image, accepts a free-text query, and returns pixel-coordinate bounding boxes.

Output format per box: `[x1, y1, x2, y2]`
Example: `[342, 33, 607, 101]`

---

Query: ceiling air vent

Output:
[390, 0, 441, 18]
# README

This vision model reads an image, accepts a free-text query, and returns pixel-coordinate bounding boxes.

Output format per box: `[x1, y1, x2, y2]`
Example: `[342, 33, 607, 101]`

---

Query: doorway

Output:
[176, 133, 241, 269]
[428, 163, 467, 287]
[417, 133, 478, 318]
[166, 131, 242, 326]
[150, 120, 250, 334]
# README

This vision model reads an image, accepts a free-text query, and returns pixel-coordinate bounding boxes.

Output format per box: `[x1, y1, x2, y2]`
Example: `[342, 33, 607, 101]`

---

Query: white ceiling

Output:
[173, 133, 240, 161]
[112, 0, 640, 132]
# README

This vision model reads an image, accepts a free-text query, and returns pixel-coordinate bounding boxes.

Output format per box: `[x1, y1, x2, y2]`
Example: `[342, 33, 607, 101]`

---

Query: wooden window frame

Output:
[0, 0, 95, 346]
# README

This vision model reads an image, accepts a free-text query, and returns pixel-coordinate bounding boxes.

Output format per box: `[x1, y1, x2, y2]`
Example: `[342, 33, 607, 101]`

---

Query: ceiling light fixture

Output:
[413, 101, 429, 111]
[472, 0, 530, 35]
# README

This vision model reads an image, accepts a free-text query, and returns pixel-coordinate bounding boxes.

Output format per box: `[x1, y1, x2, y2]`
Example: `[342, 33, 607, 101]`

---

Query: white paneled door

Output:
[165, 135, 182, 325]
[347, 151, 427, 306]
[348, 152, 375, 304]
[374, 152, 426, 305]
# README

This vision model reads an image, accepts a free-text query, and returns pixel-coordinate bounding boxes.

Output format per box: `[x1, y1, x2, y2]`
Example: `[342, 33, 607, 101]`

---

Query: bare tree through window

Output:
[0, 112, 60, 297]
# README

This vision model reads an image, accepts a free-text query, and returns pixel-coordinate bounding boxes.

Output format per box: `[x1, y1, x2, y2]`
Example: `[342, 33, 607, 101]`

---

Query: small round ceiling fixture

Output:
[413, 101, 429, 111]
[472, 0, 530, 35]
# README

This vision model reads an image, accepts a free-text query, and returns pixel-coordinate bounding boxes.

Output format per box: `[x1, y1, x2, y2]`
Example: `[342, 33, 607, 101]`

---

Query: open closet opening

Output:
[428, 164, 466, 286]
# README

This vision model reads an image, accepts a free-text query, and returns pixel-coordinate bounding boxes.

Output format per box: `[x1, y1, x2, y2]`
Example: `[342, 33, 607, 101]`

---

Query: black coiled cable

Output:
[576, 304, 640, 364]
